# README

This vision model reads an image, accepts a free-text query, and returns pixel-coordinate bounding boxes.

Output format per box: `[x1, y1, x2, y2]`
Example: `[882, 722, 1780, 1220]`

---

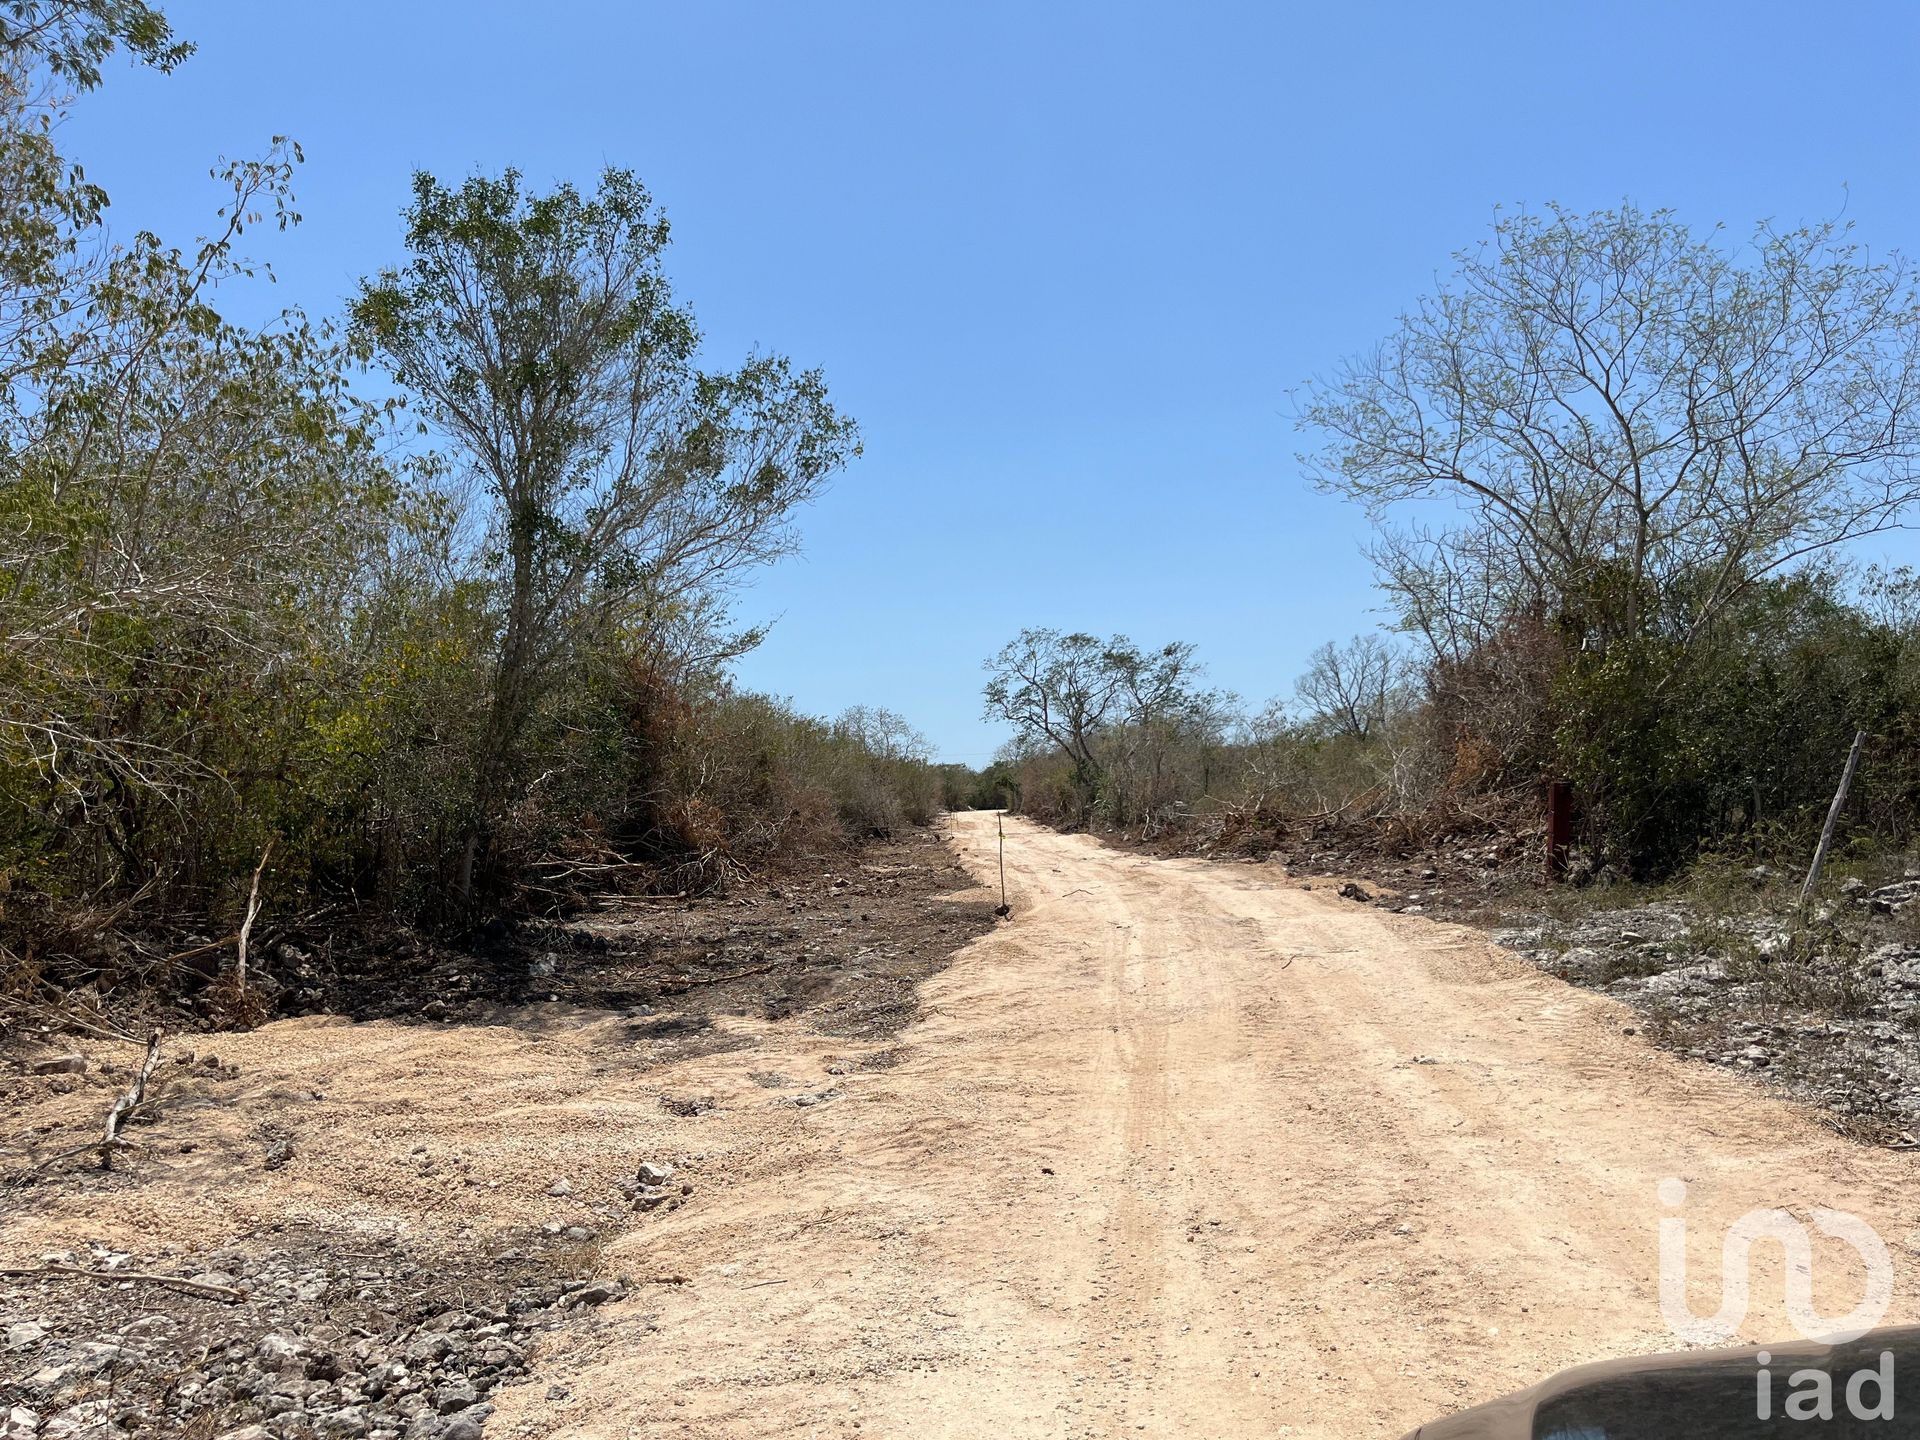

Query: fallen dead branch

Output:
[159, 932, 241, 968]
[41, 1010, 139, 1044]
[235, 838, 275, 992]
[532, 858, 653, 878]
[0, 1262, 243, 1302]
[3, 981, 143, 1044]
[99, 1028, 164, 1170]
[657, 960, 783, 995]
[570, 892, 691, 904]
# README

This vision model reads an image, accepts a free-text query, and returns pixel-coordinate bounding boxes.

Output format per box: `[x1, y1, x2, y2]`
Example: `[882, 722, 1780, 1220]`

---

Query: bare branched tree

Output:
[1298, 204, 1920, 649]
[983, 630, 1226, 824]
[982, 630, 1123, 811]
[833, 706, 930, 763]
[1294, 635, 1404, 742]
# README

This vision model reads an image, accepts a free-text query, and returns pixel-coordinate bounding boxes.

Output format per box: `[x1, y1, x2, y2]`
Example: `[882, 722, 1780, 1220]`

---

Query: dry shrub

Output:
[1423, 615, 1564, 793]
[1446, 732, 1507, 793]
[202, 970, 272, 1029]
[604, 672, 945, 892]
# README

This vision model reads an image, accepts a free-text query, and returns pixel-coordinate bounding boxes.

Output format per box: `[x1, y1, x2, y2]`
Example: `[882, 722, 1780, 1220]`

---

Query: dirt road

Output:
[488, 814, 1920, 1438]
[11, 816, 1919, 1438]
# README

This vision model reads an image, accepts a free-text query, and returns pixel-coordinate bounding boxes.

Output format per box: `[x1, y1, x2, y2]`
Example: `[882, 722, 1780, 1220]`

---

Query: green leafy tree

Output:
[352, 168, 860, 900]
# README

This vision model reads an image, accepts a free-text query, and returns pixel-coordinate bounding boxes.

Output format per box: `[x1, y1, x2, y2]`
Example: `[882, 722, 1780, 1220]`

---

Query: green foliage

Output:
[1291, 203, 1920, 883]
[0, 8, 911, 973]
[1, 1, 190, 89]
[350, 167, 860, 898]
[1555, 573, 1920, 877]
[0, 5, 423, 912]
[937, 761, 1017, 812]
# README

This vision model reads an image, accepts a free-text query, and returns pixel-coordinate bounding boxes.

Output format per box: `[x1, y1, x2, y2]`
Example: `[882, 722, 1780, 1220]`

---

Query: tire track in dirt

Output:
[485, 814, 1920, 1439]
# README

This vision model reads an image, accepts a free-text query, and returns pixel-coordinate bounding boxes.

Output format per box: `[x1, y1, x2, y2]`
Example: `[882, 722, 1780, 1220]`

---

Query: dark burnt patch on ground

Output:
[280, 827, 994, 1045]
[4, 826, 995, 1059]
[500, 827, 996, 1052]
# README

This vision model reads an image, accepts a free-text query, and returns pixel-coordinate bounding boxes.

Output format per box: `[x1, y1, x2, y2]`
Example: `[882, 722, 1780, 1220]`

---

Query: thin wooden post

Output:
[996, 811, 1010, 916]
[1545, 780, 1572, 881]
[1800, 729, 1868, 909]
[100, 1030, 163, 1171]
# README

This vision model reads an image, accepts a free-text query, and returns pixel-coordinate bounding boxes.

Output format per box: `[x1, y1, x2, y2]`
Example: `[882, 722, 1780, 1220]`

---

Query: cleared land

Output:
[8, 816, 1918, 1438]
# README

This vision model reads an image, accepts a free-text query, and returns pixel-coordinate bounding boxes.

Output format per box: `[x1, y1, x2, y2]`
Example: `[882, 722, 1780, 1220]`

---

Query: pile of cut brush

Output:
[1, 893, 251, 1046]
[1135, 789, 1543, 896]
[0, 889, 479, 1047]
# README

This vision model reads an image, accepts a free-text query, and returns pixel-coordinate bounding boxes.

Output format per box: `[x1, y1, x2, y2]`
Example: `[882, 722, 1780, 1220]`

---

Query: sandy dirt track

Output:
[11, 816, 1920, 1438]
[488, 814, 1920, 1438]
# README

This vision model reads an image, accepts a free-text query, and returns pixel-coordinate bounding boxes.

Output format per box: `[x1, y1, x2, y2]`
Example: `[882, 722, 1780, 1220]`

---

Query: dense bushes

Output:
[0, 4, 938, 980]
[1233, 202, 1920, 881]
[980, 568, 1920, 881]
[608, 686, 941, 891]
[1555, 573, 1920, 875]
[936, 762, 1018, 813]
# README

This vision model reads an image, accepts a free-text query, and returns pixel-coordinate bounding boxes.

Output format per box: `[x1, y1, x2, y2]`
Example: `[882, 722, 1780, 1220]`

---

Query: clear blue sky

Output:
[67, 1, 1920, 762]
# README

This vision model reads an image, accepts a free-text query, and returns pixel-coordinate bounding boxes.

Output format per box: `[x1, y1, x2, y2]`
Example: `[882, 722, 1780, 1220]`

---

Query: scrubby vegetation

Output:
[0, 3, 946, 1010]
[9, 7, 1920, 1046]
[980, 205, 1920, 886]
[983, 570, 1920, 888]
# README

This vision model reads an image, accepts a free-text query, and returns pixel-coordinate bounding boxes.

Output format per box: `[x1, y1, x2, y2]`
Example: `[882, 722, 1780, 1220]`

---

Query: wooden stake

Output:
[995, 811, 1010, 917]
[1545, 780, 1572, 881]
[1800, 729, 1868, 910]
[100, 1030, 163, 1171]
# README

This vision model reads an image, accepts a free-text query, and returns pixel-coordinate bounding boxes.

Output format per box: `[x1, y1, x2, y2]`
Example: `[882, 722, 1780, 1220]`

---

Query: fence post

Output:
[1545, 780, 1572, 881]
[995, 810, 1010, 916]
[1800, 729, 1869, 910]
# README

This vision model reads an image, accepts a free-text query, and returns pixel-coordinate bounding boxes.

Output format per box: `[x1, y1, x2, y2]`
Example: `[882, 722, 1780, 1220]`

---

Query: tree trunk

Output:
[455, 478, 542, 909]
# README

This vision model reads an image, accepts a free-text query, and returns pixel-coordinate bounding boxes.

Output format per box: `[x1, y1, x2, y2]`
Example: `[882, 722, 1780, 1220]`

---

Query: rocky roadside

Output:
[1490, 874, 1920, 1141]
[1259, 814, 1920, 1144]
[5, 1228, 591, 1440]
[1102, 813, 1920, 1145]
[0, 1204, 689, 1440]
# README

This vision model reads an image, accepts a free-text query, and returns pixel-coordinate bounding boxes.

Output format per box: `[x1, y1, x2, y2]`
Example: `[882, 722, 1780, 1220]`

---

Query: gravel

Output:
[1495, 876, 1920, 1139]
[0, 1228, 642, 1438]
